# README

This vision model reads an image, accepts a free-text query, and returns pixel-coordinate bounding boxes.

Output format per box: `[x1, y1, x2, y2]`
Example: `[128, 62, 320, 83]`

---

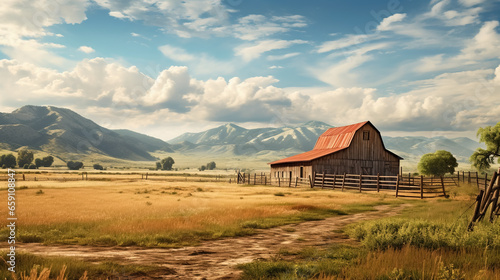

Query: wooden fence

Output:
[469, 169, 500, 230]
[309, 172, 449, 199]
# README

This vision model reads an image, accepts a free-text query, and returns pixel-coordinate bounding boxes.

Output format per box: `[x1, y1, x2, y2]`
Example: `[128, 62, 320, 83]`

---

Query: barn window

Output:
[363, 131, 370, 140]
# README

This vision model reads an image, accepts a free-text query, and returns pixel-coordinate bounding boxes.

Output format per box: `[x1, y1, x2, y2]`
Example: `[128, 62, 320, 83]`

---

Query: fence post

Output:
[265, 176, 267, 185]
[288, 175, 292, 188]
[377, 173, 380, 192]
[441, 176, 447, 197]
[359, 174, 362, 192]
[396, 176, 400, 198]
[321, 173, 325, 189]
[462, 171, 464, 182]
[332, 173, 336, 190]
[146, 173, 148, 180]
[342, 173, 346, 191]
[457, 171, 459, 187]
[254, 173, 256, 185]
[309, 175, 313, 188]
[468, 171, 471, 183]
[476, 172, 479, 187]
[295, 177, 298, 188]
[278, 176, 281, 187]
[420, 175, 424, 199]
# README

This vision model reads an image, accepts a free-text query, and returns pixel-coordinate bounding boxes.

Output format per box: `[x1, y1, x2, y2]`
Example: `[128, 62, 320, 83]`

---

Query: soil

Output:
[20, 204, 409, 279]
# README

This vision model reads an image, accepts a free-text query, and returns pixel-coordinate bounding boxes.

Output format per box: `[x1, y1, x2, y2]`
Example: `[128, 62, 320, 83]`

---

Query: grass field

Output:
[239, 183, 500, 280]
[1, 172, 498, 279]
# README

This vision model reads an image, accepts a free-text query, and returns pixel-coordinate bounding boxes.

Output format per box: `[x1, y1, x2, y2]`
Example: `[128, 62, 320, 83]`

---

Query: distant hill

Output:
[0, 105, 485, 166]
[169, 121, 333, 154]
[0, 105, 172, 161]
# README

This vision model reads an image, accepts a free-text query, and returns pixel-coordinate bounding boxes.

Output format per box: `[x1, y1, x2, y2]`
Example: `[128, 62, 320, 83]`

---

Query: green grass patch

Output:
[0, 251, 169, 280]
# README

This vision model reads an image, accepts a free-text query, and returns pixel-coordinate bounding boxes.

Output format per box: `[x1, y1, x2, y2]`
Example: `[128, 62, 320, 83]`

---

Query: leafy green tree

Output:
[67, 161, 84, 170]
[155, 162, 161, 170]
[93, 163, 104, 170]
[199, 165, 206, 171]
[206, 161, 216, 170]
[470, 122, 500, 171]
[159, 157, 175, 170]
[35, 158, 43, 168]
[17, 149, 34, 167]
[418, 150, 458, 177]
[0, 154, 17, 169]
[42, 156, 54, 167]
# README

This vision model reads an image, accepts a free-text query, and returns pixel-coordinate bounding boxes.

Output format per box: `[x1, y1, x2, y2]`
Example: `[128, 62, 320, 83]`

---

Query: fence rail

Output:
[308, 172, 450, 199]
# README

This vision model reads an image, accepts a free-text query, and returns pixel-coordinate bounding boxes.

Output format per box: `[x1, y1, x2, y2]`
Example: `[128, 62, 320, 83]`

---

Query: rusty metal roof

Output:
[313, 121, 369, 149]
[269, 148, 346, 165]
[269, 121, 373, 165]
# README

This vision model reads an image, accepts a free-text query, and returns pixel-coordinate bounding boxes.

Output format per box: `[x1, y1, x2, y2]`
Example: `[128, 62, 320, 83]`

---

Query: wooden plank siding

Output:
[270, 122, 400, 178]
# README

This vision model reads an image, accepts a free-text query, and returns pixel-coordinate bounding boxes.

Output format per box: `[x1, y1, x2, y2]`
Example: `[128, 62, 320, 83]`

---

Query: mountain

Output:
[170, 122, 483, 163]
[169, 121, 333, 155]
[0, 105, 171, 161]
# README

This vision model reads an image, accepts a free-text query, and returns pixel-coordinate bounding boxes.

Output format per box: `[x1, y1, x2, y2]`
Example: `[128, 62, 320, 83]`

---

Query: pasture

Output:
[0, 171, 499, 279]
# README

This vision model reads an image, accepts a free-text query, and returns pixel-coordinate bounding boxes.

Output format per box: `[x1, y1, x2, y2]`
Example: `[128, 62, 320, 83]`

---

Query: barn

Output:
[269, 121, 402, 180]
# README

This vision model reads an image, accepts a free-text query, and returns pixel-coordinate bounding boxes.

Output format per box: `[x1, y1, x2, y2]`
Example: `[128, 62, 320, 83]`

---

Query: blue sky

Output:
[1, 0, 500, 140]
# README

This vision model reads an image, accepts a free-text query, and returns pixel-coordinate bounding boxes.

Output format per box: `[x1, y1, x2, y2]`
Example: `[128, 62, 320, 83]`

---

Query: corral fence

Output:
[309, 172, 450, 199]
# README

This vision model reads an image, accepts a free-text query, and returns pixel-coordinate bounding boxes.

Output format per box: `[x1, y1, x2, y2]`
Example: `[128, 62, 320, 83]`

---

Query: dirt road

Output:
[20, 204, 408, 279]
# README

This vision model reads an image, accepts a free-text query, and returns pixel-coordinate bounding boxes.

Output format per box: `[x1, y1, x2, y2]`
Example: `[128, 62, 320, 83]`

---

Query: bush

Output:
[0, 154, 17, 168]
[67, 161, 84, 170]
[42, 156, 54, 167]
[28, 163, 37, 169]
[93, 163, 104, 170]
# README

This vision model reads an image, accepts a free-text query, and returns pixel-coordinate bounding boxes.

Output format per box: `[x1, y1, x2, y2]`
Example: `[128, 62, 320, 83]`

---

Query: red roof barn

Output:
[269, 121, 402, 180]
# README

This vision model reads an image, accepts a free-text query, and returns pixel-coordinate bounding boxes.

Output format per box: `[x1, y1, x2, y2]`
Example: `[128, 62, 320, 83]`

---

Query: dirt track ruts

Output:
[20, 204, 409, 279]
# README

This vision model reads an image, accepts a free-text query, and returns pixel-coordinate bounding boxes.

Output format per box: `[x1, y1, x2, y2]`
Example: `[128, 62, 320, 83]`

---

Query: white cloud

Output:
[1, 58, 500, 135]
[236, 40, 307, 61]
[267, 52, 300, 61]
[78, 46, 95, 54]
[416, 21, 500, 72]
[159, 45, 196, 62]
[317, 34, 371, 53]
[458, 0, 485, 7]
[131, 32, 140, 37]
[377, 13, 406, 31]
[269, 65, 283, 69]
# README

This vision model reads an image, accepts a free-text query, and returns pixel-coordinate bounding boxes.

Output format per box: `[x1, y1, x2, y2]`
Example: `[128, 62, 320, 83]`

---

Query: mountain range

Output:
[0, 105, 484, 166]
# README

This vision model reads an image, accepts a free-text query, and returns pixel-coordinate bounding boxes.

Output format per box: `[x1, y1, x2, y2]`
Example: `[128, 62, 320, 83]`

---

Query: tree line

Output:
[0, 150, 53, 169]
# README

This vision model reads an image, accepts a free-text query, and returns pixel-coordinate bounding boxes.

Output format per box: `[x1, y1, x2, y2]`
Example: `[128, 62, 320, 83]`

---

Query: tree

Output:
[17, 149, 34, 167]
[159, 157, 175, 170]
[206, 161, 216, 170]
[199, 165, 206, 171]
[42, 156, 54, 167]
[418, 150, 458, 177]
[35, 158, 43, 168]
[93, 163, 104, 170]
[28, 163, 37, 169]
[155, 162, 161, 170]
[470, 122, 500, 172]
[0, 154, 17, 169]
[67, 161, 84, 170]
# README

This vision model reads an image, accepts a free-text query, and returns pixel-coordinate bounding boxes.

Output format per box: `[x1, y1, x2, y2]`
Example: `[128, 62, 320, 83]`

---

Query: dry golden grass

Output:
[1, 175, 394, 246]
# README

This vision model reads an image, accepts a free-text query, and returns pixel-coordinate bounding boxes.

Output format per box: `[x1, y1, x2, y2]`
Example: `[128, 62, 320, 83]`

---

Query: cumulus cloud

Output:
[2, 57, 499, 135]
[78, 46, 95, 53]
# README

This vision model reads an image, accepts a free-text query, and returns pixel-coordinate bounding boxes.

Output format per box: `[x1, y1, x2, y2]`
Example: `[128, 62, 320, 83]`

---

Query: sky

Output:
[0, 0, 500, 141]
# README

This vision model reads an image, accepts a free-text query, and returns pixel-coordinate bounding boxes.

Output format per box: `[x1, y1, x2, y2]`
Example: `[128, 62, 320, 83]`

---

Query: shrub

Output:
[93, 163, 104, 170]
[67, 161, 84, 170]
[0, 154, 17, 168]
[17, 149, 34, 167]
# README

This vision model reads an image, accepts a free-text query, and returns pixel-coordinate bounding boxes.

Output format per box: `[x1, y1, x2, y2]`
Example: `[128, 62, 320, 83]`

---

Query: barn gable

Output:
[269, 121, 402, 179]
